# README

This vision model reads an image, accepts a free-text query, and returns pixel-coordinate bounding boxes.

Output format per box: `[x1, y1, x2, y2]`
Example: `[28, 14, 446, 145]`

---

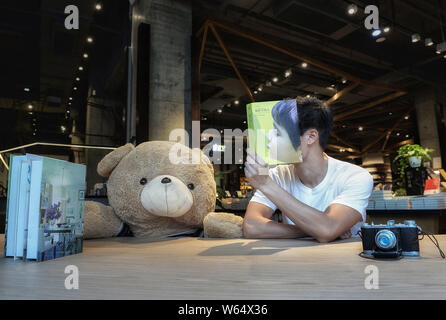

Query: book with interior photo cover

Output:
[246, 100, 302, 165]
[5, 154, 86, 262]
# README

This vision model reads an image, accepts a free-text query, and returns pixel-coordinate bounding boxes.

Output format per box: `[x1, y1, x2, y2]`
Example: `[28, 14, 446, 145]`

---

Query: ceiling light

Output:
[69, 97, 73, 101]
[27, 104, 33, 110]
[406, 134, 410, 138]
[61, 125, 67, 133]
[265, 80, 272, 87]
[396, 133, 400, 136]
[234, 100, 240, 105]
[24, 87, 30, 92]
[243, 120, 247, 124]
[254, 90, 258, 94]
[358, 126, 364, 131]
[28, 112, 33, 115]
[87, 36, 94, 43]
[411, 33, 421, 43]
[404, 116, 409, 120]
[75, 77, 80, 81]
[301, 62, 308, 68]
[67, 110, 70, 114]
[444, 54, 446, 59]
[73, 87, 77, 90]
[372, 29, 382, 37]
[284, 69, 292, 78]
[306, 94, 311, 98]
[272, 77, 279, 83]
[217, 108, 222, 114]
[342, 79, 347, 84]
[436, 50, 442, 54]
[389, 112, 393, 115]
[95, 3, 102, 10]
[376, 37, 386, 43]
[383, 26, 391, 33]
[83, 53, 89, 58]
[78, 66, 83, 71]
[436, 42, 446, 53]
[347, 4, 358, 15]
[257, 86, 263, 92]
[425, 38, 434, 47]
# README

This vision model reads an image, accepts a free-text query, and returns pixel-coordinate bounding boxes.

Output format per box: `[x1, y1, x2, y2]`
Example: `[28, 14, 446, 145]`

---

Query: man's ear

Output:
[97, 143, 135, 177]
[304, 129, 319, 146]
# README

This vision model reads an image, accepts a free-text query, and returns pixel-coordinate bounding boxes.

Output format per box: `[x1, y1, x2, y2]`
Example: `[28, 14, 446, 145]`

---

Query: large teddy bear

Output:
[83, 141, 243, 239]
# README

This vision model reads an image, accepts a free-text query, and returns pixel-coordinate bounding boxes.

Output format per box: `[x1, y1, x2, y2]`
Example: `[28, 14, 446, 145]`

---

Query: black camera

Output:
[360, 220, 421, 259]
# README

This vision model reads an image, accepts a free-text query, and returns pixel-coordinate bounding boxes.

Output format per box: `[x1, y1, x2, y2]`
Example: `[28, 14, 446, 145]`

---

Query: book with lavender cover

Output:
[5, 154, 86, 262]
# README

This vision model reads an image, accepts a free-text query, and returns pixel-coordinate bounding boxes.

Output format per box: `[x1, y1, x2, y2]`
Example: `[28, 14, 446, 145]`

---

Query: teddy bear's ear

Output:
[97, 143, 135, 177]
[198, 149, 214, 175]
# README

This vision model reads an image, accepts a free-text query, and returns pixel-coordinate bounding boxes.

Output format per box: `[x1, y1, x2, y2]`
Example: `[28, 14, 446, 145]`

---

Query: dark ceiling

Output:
[1, 0, 445, 163]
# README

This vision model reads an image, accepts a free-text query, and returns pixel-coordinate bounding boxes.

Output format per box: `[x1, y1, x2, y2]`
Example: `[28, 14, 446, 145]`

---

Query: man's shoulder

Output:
[329, 156, 372, 180]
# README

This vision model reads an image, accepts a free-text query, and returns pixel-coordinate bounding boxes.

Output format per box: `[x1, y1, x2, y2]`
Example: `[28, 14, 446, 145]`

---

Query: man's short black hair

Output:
[295, 96, 333, 150]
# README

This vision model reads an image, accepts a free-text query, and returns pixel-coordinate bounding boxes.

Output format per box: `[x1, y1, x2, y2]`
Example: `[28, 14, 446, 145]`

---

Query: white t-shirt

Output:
[250, 155, 374, 237]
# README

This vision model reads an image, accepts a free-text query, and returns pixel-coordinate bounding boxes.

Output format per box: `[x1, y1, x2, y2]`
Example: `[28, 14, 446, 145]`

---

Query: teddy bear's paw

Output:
[84, 201, 123, 239]
[203, 212, 244, 238]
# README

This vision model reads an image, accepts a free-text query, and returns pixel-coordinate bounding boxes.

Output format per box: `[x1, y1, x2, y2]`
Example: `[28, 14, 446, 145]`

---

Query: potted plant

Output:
[392, 144, 434, 193]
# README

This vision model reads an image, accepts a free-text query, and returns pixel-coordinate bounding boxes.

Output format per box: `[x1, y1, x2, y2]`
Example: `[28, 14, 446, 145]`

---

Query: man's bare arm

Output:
[260, 181, 362, 242]
[243, 201, 307, 239]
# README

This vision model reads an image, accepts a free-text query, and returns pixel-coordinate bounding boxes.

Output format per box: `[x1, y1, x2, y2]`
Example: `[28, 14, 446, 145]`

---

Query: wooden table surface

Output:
[1, 234, 445, 300]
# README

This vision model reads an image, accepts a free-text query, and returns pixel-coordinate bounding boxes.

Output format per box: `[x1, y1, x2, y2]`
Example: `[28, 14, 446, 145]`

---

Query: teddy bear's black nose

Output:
[161, 177, 171, 184]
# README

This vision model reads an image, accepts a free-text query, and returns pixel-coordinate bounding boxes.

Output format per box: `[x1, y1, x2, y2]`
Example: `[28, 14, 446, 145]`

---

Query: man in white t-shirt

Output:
[244, 97, 373, 242]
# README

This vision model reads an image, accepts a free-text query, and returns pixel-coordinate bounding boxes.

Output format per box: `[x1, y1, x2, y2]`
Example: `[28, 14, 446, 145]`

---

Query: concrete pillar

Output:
[415, 89, 442, 166]
[85, 94, 116, 196]
[147, 0, 192, 142]
[129, 0, 192, 143]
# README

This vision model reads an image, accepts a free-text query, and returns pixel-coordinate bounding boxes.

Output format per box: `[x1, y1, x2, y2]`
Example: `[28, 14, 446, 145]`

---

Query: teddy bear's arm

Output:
[203, 212, 244, 238]
[83, 201, 124, 239]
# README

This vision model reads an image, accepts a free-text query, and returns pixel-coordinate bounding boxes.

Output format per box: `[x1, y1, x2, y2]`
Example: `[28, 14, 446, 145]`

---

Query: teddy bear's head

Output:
[96, 141, 216, 232]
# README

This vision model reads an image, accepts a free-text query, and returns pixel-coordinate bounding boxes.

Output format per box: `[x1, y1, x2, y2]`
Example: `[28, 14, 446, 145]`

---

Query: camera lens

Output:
[375, 229, 397, 250]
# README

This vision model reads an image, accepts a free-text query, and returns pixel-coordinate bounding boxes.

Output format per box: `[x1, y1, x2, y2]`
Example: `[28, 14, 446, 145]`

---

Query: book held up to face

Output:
[246, 100, 303, 166]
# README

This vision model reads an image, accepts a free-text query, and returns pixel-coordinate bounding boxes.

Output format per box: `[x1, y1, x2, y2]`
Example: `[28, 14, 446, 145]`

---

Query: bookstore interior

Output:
[1, 0, 446, 300]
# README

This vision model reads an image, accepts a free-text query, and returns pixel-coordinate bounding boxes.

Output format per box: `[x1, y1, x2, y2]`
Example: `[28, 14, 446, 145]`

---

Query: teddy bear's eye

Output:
[140, 178, 147, 185]
[187, 183, 194, 190]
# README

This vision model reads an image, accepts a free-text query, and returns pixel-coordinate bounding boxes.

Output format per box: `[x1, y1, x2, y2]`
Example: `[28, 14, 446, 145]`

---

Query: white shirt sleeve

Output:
[330, 170, 374, 221]
[249, 166, 285, 211]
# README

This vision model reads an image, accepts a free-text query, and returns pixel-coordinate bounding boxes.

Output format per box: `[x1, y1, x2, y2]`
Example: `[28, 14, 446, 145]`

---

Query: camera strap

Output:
[419, 231, 445, 259]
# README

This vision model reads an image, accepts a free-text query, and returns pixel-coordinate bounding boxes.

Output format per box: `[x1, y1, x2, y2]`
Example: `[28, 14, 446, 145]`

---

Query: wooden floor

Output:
[1, 234, 445, 299]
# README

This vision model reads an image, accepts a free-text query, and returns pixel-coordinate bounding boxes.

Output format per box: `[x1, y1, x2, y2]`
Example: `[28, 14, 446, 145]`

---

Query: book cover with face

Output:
[247, 100, 303, 165]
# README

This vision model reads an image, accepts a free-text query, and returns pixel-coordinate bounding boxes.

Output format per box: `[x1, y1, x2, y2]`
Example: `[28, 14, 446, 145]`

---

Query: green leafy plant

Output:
[392, 144, 434, 191]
